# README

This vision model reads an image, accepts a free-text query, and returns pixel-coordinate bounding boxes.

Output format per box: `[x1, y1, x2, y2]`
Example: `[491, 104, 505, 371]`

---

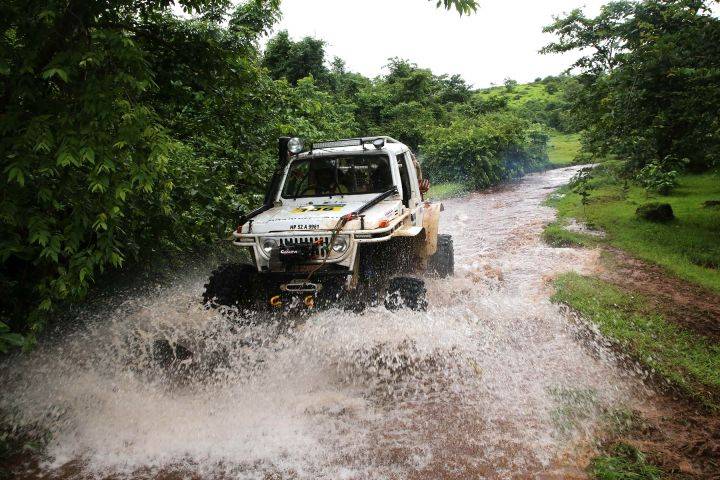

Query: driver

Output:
[312, 164, 338, 195]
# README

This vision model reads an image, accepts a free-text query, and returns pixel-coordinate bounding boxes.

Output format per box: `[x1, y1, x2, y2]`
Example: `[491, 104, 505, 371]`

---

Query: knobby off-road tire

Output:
[428, 234, 454, 278]
[203, 263, 263, 309]
[385, 277, 428, 311]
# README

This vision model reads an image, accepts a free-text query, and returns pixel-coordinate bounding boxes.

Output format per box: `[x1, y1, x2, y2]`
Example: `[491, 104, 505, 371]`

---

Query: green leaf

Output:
[81, 147, 95, 164]
[1, 332, 26, 347]
[42, 67, 69, 82]
[57, 151, 75, 167]
[92, 213, 108, 231]
[38, 298, 52, 311]
[6, 165, 25, 186]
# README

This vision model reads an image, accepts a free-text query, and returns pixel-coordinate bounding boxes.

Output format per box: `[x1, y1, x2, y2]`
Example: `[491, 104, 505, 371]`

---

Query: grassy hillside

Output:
[475, 77, 582, 168]
[547, 133, 581, 167]
[424, 77, 584, 197]
[479, 79, 566, 109]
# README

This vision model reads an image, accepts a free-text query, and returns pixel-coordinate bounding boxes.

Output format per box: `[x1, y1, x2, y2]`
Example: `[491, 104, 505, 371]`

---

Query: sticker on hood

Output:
[292, 203, 346, 213]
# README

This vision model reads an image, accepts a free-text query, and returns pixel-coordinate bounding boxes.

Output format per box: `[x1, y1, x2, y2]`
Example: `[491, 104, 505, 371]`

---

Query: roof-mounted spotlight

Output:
[372, 137, 385, 150]
[287, 137, 304, 155]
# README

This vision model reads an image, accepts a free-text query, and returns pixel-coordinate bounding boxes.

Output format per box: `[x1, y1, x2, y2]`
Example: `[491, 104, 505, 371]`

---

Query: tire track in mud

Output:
[1, 166, 651, 479]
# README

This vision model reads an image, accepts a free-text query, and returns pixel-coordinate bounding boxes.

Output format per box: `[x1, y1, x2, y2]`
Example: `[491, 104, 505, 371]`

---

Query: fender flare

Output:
[422, 202, 443, 257]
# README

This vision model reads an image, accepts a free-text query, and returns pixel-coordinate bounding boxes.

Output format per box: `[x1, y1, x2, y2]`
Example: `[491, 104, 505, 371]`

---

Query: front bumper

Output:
[232, 212, 409, 272]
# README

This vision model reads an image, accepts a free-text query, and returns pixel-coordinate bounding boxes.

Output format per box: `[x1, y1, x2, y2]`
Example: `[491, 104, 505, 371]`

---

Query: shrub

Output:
[635, 155, 687, 195]
[569, 167, 596, 207]
[420, 112, 549, 189]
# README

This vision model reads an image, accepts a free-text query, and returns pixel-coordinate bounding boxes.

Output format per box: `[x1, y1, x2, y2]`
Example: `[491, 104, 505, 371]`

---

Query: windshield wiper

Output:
[342, 186, 399, 221]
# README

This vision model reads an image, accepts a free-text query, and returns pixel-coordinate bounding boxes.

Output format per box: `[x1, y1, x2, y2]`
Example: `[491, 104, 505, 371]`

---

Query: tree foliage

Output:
[262, 30, 328, 85]
[543, 0, 720, 172]
[421, 113, 549, 189]
[433, 0, 479, 15]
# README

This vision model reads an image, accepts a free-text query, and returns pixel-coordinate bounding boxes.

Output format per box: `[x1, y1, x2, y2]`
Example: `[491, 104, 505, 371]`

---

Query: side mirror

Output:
[420, 178, 431, 194]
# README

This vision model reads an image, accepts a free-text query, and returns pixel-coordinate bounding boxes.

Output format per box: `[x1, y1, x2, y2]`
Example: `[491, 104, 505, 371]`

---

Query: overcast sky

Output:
[270, 0, 609, 88]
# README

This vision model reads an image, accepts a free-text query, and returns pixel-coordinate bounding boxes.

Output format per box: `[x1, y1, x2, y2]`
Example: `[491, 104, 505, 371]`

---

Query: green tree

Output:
[262, 30, 329, 85]
[504, 78, 518, 92]
[543, 0, 720, 171]
[0, 0, 283, 343]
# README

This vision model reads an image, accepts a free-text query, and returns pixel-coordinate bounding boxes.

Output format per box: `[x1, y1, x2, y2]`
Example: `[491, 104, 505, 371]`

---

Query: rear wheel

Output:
[428, 234, 454, 278]
[203, 263, 264, 309]
[385, 276, 427, 311]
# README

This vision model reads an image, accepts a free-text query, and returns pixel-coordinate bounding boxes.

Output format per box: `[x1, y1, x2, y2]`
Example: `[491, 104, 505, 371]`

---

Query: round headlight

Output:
[262, 238, 278, 254]
[331, 236, 348, 253]
[288, 137, 304, 155]
[372, 138, 385, 149]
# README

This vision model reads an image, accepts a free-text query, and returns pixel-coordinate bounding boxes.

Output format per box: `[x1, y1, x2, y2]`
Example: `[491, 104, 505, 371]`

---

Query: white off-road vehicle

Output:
[203, 136, 454, 312]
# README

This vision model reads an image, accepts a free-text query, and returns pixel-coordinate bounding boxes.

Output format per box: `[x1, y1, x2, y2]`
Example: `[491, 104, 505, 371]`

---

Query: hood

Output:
[243, 199, 403, 233]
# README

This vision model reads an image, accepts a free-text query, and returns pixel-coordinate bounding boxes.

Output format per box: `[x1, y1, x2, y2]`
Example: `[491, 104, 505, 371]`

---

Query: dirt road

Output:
[1, 166, 652, 479]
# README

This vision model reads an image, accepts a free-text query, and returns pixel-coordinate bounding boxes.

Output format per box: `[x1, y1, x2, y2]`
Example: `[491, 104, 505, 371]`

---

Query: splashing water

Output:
[1, 167, 646, 479]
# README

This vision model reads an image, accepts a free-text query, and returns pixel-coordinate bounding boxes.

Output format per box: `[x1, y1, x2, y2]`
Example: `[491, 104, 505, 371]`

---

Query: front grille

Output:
[278, 236, 331, 259]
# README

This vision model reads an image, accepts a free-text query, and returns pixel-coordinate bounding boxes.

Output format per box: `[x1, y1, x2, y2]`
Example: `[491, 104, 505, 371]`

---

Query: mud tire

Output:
[385, 277, 428, 311]
[203, 263, 263, 309]
[428, 234, 454, 278]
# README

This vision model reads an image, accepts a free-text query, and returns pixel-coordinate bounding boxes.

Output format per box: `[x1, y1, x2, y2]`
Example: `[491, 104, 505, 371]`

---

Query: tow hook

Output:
[269, 293, 316, 309]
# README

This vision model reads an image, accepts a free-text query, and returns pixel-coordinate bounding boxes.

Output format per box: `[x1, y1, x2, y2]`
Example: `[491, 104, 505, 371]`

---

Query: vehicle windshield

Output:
[281, 154, 394, 198]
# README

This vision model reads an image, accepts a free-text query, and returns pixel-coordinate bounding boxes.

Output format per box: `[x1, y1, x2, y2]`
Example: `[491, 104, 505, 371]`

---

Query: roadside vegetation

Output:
[547, 133, 582, 167]
[548, 166, 720, 293]
[426, 182, 468, 201]
[539, 1, 720, 476]
[554, 273, 720, 410]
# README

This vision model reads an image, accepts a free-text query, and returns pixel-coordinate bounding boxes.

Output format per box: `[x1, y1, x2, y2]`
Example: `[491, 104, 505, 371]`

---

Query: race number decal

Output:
[291, 203, 345, 214]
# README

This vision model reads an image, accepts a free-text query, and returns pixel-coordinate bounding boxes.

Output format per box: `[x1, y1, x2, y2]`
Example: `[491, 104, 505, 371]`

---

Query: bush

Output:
[420, 112, 549, 189]
[635, 155, 688, 195]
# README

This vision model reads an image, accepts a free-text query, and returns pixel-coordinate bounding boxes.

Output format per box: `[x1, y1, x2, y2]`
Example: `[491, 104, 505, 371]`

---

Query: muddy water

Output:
[1, 167, 647, 479]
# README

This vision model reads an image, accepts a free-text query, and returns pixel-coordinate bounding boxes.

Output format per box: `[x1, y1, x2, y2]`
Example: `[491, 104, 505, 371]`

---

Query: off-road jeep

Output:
[203, 136, 454, 312]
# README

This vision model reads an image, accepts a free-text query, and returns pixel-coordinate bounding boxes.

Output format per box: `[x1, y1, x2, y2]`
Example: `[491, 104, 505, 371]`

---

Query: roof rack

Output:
[311, 136, 399, 151]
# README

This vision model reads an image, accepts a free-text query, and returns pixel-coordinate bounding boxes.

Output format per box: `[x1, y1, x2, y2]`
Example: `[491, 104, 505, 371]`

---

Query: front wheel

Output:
[385, 276, 427, 311]
[428, 234, 454, 278]
[203, 263, 264, 310]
